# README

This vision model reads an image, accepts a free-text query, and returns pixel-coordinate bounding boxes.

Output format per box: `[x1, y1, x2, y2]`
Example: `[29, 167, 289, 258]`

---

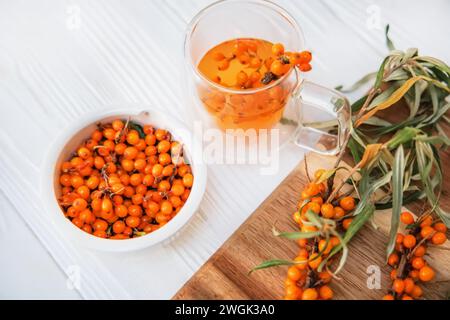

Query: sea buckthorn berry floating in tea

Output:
[56, 119, 194, 240]
[198, 39, 312, 90]
[197, 38, 313, 130]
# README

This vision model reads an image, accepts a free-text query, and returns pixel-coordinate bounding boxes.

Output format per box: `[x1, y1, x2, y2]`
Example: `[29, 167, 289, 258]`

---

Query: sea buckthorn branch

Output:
[383, 211, 448, 300]
[252, 26, 449, 299]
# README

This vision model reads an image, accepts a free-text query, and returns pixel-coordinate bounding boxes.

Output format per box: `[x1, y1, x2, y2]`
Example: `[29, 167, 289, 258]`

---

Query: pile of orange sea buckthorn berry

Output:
[382, 212, 448, 300]
[284, 169, 357, 300]
[213, 40, 312, 90]
[57, 119, 193, 239]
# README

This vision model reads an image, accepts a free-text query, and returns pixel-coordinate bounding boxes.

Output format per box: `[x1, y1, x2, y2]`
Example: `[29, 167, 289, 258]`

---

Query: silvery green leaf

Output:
[385, 25, 396, 51]
[386, 145, 405, 259]
[385, 68, 409, 81]
[401, 48, 418, 63]
[408, 80, 428, 119]
[359, 116, 392, 127]
[416, 56, 450, 75]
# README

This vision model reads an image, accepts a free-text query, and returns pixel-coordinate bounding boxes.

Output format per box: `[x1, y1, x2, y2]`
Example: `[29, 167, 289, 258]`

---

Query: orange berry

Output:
[431, 232, 447, 245]
[411, 257, 425, 269]
[152, 164, 163, 177]
[236, 71, 249, 87]
[420, 226, 434, 239]
[334, 206, 345, 219]
[285, 285, 302, 300]
[318, 271, 332, 284]
[420, 215, 433, 227]
[77, 147, 91, 160]
[218, 59, 230, 71]
[91, 130, 103, 141]
[396, 233, 404, 244]
[157, 140, 171, 154]
[301, 288, 318, 300]
[297, 238, 308, 248]
[308, 202, 321, 214]
[298, 51, 312, 64]
[311, 197, 323, 206]
[126, 130, 140, 145]
[305, 183, 320, 197]
[403, 278, 415, 294]
[321, 204, 335, 219]
[340, 197, 355, 211]
[318, 285, 333, 300]
[59, 174, 72, 187]
[103, 128, 116, 141]
[411, 285, 423, 298]
[318, 239, 333, 255]
[160, 200, 173, 215]
[400, 212, 415, 225]
[249, 57, 261, 69]
[308, 253, 322, 269]
[298, 63, 312, 72]
[402, 295, 413, 300]
[71, 175, 84, 189]
[419, 266, 435, 282]
[390, 269, 398, 280]
[382, 294, 394, 300]
[271, 43, 285, 56]
[392, 279, 405, 294]
[403, 234, 417, 249]
[112, 220, 126, 234]
[342, 218, 353, 230]
[125, 216, 140, 228]
[213, 52, 225, 61]
[434, 222, 447, 233]
[72, 198, 88, 211]
[413, 245, 426, 257]
[112, 119, 124, 131]
[388, 253, 399, 267]
[330, 236, 340, 247]
[287, 266, 302, 281]
[293, 256, 308, 270]
[270, 60, 285, 76]
[93, 219, 108, 231]
[183, 173, 194, 188]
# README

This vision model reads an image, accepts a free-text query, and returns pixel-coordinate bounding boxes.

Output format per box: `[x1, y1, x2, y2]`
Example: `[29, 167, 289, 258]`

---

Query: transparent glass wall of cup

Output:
[184, 0, 351, 155]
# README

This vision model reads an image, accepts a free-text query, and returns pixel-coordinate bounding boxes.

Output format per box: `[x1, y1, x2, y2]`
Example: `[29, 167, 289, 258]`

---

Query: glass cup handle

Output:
[291, 71, 351, 155]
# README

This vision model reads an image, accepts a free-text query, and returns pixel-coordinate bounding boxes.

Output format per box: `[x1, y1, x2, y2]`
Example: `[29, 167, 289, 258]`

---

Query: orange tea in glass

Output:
[185, 0, 351, 155]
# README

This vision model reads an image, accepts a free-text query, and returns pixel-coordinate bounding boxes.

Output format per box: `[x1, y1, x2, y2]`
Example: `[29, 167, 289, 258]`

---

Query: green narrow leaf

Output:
[417, 56, 450, 75]
[385, 25, 395, 51]
[375, 56, 389, 89]
[351, 95, 368, 112]
[354, 172, 393, 216]
[348, 137, 364, 164]
[249, 259, 298, 274]
[322, 204, 375, 274]
[386, 145, 405, 258]
[272, 227, 321, 240]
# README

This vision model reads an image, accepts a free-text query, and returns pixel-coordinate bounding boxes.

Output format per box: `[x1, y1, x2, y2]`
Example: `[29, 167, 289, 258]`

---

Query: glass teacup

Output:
[184, 0, 350, 155]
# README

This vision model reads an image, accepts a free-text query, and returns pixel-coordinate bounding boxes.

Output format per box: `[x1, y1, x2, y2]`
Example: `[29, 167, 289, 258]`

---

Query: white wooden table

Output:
[0, 0, 448, 299]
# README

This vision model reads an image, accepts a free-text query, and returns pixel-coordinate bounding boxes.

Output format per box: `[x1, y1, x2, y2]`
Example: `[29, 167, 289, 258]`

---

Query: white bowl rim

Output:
[41, 105, 207, 252]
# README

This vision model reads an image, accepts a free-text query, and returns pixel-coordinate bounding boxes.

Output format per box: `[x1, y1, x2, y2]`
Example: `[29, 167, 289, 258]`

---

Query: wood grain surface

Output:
[174, 152, 450, 300]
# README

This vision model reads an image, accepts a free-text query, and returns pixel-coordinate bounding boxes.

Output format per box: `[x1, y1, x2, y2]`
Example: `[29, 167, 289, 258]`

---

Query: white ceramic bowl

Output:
[42, 107, 207, 252]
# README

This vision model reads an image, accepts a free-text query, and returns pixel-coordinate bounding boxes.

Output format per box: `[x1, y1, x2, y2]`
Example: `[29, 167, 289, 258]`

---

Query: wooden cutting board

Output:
[173, 152, 450, 300]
